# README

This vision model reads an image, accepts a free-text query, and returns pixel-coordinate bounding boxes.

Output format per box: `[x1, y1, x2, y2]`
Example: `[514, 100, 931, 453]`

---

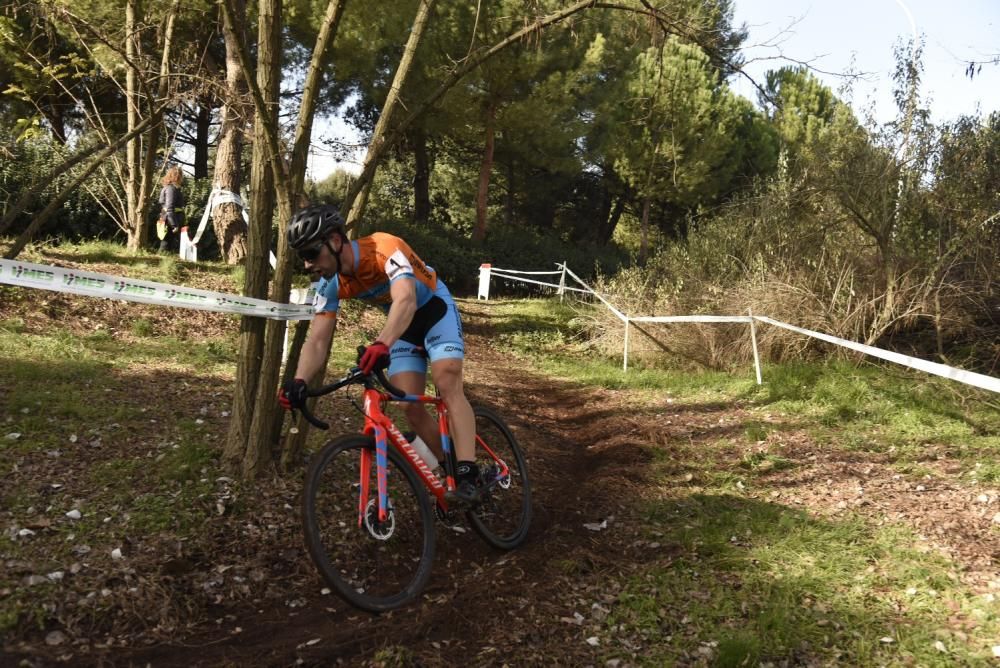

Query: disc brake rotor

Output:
[363, 498, 395, 540]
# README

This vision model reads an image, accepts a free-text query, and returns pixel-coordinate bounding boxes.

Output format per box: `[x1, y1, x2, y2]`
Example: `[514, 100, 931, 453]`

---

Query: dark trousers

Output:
[159, 227, 179, 253]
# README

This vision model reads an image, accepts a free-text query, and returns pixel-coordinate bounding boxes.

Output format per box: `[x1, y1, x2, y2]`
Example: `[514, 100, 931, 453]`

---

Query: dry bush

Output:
[575, 243, 995, 372]
[571, 176, 1000, 372]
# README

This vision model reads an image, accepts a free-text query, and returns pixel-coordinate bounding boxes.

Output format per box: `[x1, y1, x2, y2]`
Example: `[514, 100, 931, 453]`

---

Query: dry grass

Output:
[575, 250, 998, 374]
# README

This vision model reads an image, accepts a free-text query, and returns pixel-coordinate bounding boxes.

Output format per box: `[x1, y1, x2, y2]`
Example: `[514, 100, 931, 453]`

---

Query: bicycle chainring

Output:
[433, 502, 463, 528]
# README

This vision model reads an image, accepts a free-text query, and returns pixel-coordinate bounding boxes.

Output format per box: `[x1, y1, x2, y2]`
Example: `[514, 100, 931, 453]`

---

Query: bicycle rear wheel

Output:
[302, 434, 435, 612]
[466, 406, 532, 550]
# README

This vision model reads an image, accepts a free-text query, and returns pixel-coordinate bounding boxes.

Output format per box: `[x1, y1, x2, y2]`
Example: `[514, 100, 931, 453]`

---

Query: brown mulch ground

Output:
[3, 278, 1000, 667]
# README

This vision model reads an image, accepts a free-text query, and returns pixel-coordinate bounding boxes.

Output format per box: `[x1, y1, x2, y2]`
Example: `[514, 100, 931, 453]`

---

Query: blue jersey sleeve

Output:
[314, 275, 340, 314]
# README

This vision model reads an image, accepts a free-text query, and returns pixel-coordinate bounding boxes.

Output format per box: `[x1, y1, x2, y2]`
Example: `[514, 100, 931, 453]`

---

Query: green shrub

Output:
[0, 132, 118, 240]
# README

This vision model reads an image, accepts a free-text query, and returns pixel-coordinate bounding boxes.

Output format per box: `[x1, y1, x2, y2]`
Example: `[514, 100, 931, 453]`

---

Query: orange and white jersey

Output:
[314, 233, 438, 315]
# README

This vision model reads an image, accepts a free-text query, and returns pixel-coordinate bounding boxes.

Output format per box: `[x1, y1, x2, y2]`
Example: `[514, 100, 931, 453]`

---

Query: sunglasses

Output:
[297, 242, 325, 262]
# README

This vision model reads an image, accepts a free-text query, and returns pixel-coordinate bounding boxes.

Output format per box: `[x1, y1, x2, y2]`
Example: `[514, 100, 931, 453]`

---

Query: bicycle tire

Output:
[302, 434, 435, 612]
[466, 406, 532, 550]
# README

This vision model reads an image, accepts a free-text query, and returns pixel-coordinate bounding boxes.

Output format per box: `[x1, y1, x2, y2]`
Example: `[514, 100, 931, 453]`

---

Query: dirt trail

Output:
[6, 298, 999, 667]
[98, 300, 653, 667]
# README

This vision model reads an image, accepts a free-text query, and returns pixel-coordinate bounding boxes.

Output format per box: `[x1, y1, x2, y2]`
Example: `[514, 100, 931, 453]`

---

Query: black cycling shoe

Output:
[445, 479, 481, 508]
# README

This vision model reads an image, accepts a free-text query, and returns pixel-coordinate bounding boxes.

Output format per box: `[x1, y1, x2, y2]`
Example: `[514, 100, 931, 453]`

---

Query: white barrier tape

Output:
[489, 268, 563, 276]
[181, 188, 276, 269]
[189, 188, 244, 245]
[490, 271, 588, 293]
[755, 316, 1000, 394]
[631, 315, 753, 323]
[486, 260, 1000, 393]
[560, 265, 628, 322]
[0, 259, 314, 321]
[212, 190, 244, 208]
[490, 273, 560, 290]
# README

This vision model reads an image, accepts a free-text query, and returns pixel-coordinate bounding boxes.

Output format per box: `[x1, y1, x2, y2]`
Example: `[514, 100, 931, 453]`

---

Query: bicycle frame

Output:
[358, 386, 511, 526]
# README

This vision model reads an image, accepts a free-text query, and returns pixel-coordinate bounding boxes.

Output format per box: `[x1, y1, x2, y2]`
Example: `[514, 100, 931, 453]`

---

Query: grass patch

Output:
[485, 300, 997, 467]
[615, 495, 999, 665]
[158, 435, 217, 484]
[739, 450, 793, 473]
[485, 297, 1000, 665]
[0, 316, 26, 333]
[130, 318, 155, 337]
[480, 298, 761, 397]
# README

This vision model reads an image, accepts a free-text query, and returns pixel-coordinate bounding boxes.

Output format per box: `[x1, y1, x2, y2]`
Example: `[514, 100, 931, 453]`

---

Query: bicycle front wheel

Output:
[467, 406, 532, 550]
[302, 434, 435, 613]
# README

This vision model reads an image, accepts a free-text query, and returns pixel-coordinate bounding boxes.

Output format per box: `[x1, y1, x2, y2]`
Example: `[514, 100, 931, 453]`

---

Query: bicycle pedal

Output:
[444, 489, 481, 510]
[434, 502, 463, 527]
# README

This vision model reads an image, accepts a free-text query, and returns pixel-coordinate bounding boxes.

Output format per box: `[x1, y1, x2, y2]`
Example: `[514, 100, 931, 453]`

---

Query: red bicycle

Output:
[297, 361, 531, 612]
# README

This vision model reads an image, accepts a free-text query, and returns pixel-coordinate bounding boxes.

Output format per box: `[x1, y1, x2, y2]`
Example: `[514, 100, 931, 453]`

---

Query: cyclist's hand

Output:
[278, 378, 308, 411]
[358, 341, 390, 374]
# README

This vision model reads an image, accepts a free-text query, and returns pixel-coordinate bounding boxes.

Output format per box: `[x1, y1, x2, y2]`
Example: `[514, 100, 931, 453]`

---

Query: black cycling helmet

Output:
[287, 204, 346, 250]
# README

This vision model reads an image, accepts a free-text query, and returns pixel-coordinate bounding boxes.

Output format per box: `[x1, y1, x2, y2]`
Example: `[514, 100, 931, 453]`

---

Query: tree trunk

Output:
[125, 0, 143, 252]
[869, 239, 898, 345]
[194, 102, 211, 179]
[138, 0, 181, 246]
[472, 101, 496, 244]
[278, 321, 331, 472]
[601, 195, 626, 245]
[242, 0, 291, 479]
[593, 184, 612, 242]
[212, 0, 251, 265]
[504, 159, 515, 227]
[222, 0, 281, 476]
[276, 0, 349, 460]
[219, 0, 348, 477]
[412, 125, 431, 225]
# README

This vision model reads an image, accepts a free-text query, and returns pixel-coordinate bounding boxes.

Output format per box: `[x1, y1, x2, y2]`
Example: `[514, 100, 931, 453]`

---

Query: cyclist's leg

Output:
[430, 354, 478, 505]
[422, 282, 474, 464]
[428, 357, 475, 463]
[388, 343, 440, 456]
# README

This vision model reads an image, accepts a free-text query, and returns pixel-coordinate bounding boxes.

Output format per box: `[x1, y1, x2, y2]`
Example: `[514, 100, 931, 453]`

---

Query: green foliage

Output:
[613, 38, 744, 210]
[762, 66, 842, 155]
[370, 212, 628, 294]
[0, 7, 100, 141]
[308, 169, 355, 207]
[0, 132, 119, 240]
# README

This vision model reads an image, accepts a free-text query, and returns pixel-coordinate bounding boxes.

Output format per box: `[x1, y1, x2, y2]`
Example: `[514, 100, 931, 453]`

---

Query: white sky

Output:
[731, 0, 1000, 124]
[305, 111, 366, 182]
[304, 0, 1000, 181]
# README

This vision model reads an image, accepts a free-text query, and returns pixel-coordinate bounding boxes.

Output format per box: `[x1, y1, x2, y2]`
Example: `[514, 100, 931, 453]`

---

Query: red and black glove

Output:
[358, 341, 390, 374]
[278, 378, 308, 411]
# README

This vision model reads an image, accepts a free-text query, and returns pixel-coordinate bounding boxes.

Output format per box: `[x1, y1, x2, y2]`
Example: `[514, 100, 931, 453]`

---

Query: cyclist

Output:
[278, 204, 481, 505]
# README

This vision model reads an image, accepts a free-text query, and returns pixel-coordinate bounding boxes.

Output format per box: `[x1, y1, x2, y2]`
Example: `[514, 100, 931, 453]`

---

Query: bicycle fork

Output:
[358, 425, 391, 527]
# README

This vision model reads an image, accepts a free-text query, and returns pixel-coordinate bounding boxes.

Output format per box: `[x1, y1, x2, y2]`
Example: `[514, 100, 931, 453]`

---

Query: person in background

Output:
[157, 166, 186, 253]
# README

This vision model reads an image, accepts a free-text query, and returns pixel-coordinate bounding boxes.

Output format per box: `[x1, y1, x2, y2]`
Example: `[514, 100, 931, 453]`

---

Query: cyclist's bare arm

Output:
[376, 278, 417, 346]
[297, 312, 337, 383]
